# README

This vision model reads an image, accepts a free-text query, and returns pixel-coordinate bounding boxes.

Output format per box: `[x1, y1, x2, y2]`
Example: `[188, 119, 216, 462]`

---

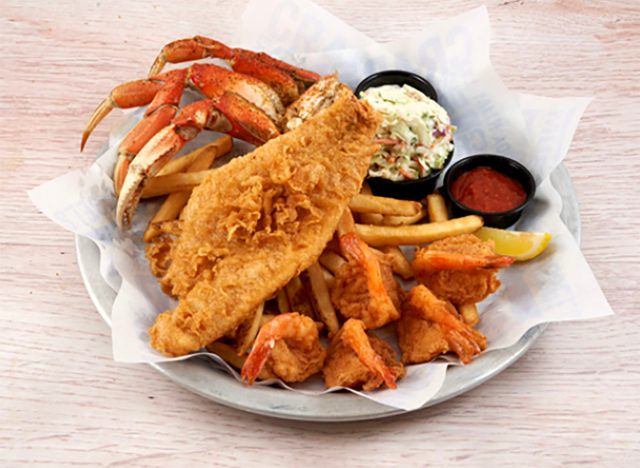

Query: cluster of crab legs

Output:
[81, 36, 322, 228]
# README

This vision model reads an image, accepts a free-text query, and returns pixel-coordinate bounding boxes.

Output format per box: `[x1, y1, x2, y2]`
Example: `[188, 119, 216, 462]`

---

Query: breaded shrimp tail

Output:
[149, 83, 381, 356]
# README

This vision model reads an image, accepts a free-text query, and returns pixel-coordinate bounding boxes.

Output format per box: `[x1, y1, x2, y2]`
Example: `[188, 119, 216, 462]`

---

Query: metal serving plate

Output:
[75, 165, 580, 422]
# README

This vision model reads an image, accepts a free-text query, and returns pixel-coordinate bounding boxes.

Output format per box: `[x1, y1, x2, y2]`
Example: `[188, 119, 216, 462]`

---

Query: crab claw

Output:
[111, 72, 187, 194]
[82, 70, 189, 197]
[81, 79, 164, 151]
[116, 124, 185, 228]
[81, 98, 113, 151]
[116, 95, 280, 228]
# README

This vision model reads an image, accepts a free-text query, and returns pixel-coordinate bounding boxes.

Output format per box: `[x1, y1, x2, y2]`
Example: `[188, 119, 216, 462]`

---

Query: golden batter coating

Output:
[413, 234, 503, 305]
[149, 85, 381, 356]
[323, 319, 404, 391]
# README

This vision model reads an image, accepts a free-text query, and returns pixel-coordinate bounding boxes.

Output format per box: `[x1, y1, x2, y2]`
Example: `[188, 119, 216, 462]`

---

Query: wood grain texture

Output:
[1, 0, 639, 465]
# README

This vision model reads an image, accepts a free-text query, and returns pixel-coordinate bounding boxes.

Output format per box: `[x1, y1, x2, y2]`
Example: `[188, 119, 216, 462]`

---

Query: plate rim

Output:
[75, 164, 580, 422]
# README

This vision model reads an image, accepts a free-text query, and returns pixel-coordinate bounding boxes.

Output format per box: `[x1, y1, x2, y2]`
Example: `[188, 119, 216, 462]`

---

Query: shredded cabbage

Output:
[360, 84, 455, 181]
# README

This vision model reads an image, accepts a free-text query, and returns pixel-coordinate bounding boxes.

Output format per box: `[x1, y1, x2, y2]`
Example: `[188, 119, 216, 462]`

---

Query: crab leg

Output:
[81, 69, 188, 194]
[116, 95, 280, 228]
[112, 70, 187, 194]
[112, 106, 177, 194]
[80, 79, 163, 151]
[213, 92, 280, 144]
[229, 52, 301, 105]
[234, 48, 320, 88]
[148, 36, 320, 104]
[149, 36, 233, 76]
[188, 63, 283, 121]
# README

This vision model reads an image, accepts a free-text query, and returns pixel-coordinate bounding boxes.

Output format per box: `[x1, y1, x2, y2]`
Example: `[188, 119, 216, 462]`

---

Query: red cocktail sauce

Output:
[451, 166, 527, 212]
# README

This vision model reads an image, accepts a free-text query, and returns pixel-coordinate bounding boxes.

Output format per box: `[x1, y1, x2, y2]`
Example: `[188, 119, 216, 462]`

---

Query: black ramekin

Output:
[443, 154, 536, 228]
[354, 69, 438, 102]
[355, 70, 451, 201]
[366, 148, 453, 201]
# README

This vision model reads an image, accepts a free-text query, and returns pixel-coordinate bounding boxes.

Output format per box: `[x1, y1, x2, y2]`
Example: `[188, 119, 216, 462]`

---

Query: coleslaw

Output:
[360, 84, 455, 181]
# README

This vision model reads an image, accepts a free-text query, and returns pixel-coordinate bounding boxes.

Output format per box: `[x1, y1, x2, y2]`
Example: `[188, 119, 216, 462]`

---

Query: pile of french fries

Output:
[143, 135, 234, 242]
[143, 136, 484, 369]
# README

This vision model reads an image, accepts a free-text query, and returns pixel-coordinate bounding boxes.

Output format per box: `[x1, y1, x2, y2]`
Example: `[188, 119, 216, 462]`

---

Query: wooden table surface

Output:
[2, 0, 639, 465]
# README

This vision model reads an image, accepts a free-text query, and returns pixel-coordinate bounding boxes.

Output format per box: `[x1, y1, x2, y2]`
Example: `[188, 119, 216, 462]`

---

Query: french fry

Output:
[355, 215, 484, 246]
[307, 262, 340, 336]
[260, 314, 277, 326]
[380, 246, 414, 279]
[322, 236, 341, 255]
[321, 266, 335, 289]
[141, 169, 215, 198]
[380, 207, 428, 226]
[236, 303, 265, 355]
[370, 247, 386, 260]
[369, 246, 413, 279]
[358, 211, 384, 225]
[319, 250, 346, 275]
[358, 184, 384, 225]
[156, 135, 233, 176]
[276, 289, 290, 313]
[337, 209, 356, 236]
[427, 193, 449, 222]
[143, 190, 191, 242]
[144, 138, 231, 242]
[459, 303, 479, 327]
[206, 342, 246, 370]
[349, 194, 422, 217]
[285, 276, 315, 317]
[147, 168, 450, 208]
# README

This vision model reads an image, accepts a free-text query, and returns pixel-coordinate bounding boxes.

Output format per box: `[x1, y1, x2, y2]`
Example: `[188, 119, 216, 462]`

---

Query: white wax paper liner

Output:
[29, 0, 613, 411]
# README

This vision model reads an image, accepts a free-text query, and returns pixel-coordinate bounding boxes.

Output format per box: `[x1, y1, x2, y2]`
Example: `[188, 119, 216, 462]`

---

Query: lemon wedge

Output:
[474, 227, 552, 261]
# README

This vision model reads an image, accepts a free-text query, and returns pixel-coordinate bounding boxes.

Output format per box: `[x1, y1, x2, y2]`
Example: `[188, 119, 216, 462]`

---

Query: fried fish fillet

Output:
[149, 84, 381, 356]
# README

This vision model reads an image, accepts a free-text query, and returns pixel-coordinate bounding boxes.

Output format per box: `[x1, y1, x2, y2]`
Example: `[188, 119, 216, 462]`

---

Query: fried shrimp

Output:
[241, 313, 326, 385]
[323, 319, 404, 390]
[396, 312, 450, 364]
[401, 285, 486, 364]
[330, 233, 402, 329]
[412, 234, 513, 305]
